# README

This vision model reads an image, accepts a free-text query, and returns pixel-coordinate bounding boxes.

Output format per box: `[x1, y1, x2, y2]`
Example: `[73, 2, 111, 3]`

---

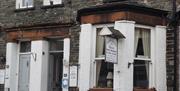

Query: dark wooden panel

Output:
[81, 12, 127, 24]
[80, 11, 166, 26]
[89, 88, 113, 91]
[6, 27, 69, 42]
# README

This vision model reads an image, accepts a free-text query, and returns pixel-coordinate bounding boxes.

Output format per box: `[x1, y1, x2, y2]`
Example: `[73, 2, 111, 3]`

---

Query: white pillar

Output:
[114, 20, 135, 91]
[29, 40, 49, 91]
[79, 24, 93, 91]
[4, 43, 18, 91]
[62, 38, 70, 91]
[155, 26, 167, 91]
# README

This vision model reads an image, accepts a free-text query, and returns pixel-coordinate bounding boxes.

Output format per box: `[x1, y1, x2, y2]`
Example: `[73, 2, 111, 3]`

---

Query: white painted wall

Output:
[29, 40, 48, 91]
[155, 26, 167, 91]
[114, 20, 135, 91]
[79, 24, 93, 91]
[62, 38, 70, 91]
[4, 43, 18, 91]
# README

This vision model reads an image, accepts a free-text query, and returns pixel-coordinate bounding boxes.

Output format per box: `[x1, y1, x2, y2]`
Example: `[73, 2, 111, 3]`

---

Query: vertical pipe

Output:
[172, 0, 177, 91]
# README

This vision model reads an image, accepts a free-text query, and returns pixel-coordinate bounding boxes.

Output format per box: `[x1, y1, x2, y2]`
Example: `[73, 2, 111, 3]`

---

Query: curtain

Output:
[96, 34, 105, 86]
[134, 29, 140, 57]
[142, 29, 150, 79]
[142, 30, 150, 58]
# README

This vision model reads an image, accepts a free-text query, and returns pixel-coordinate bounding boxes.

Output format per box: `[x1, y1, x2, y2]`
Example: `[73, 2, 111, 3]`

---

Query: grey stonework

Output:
[0, 0, 179, 91]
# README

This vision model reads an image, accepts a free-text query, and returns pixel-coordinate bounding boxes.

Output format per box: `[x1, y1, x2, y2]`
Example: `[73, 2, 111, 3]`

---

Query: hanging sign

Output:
[105, 36, 118, 63]
[69, 65, 78, 87]
[0, 69, 5, 84]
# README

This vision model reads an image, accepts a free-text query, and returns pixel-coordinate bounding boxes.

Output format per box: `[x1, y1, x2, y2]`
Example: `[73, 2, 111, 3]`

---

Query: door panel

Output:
[18, 54, 31, 91]
[48, 53, 63, 91]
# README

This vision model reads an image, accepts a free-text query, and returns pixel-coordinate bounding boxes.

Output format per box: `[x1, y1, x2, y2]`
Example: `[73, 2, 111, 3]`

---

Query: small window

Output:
[43, 0, 62, 6]
[16, 0, 33, 9]
[20, 41, 31, 53]
[95, 28, 114, 88]
[49, 39, 64, 52]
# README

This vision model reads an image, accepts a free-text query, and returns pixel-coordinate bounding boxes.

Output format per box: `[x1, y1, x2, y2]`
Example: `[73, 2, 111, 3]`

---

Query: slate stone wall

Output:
[0, 0, 179, 91]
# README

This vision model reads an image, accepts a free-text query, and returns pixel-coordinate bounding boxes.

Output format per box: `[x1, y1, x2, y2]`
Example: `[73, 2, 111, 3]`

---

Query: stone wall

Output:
[0, 0, 179, 91]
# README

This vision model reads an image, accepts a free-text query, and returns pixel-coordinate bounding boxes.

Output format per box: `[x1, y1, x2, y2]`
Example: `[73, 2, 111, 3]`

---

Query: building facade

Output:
[0, 0, 179, 91]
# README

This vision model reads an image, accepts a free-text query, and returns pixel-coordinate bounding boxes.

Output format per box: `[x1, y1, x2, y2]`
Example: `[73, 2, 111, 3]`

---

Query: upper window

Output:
[43, 0, 62, 6]
[20, 41, 31, 53]
[16, 0, 33, 9]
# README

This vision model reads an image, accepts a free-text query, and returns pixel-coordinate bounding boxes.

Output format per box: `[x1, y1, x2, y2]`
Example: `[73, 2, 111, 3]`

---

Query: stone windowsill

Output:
[14, 7, 35, 12]
[41, 4, 64, 9]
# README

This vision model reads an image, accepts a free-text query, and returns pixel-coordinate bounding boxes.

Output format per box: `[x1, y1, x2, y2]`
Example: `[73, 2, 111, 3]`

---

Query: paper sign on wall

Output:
[105, 36, 118, 63]
[0, 69, 5, 84]
[69, 66, 78, 87]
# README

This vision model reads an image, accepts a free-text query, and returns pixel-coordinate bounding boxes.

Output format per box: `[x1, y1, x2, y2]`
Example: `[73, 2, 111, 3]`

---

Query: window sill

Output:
[41, 4, 64, 9]
[14, 7, 35, 12]
[133, 88, 156, 91]
[89, 88, 113, 91]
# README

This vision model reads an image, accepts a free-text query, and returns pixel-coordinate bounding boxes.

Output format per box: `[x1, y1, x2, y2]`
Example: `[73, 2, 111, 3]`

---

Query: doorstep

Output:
[89, 88, 113, 91]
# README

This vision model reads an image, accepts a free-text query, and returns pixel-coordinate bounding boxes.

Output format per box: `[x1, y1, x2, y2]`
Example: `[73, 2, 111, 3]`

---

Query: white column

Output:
[29, 40, 49, 91]
[79, 24, 93, 91]
[4, 43, 18, 91]
[114, 20, 135, 91]
[62, 38, 70, 91]
[155, 26, 167, 91]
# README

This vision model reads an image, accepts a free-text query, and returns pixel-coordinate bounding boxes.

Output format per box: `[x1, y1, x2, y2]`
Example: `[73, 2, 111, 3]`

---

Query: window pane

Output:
[133, 60, 149, 88]
[20, 41, 31, 52]
[96, 28, 105, 58]
[96, 60, 113, 88]
[134, 28, 151, 58]
[49, 40, 63, 51]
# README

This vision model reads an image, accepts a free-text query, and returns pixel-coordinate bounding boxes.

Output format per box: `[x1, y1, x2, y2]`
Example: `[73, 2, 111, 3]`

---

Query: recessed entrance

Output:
[48, 39, 64, 91]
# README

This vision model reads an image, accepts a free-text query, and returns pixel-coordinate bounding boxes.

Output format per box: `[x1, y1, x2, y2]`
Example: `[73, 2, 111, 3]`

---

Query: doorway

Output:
[18, 54, 31, 91]
[48, 53, 63, 91]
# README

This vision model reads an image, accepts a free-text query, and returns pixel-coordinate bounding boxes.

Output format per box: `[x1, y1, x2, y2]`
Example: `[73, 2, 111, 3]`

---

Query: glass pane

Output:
[28, 0, 33, 6]
[49, 40, 63, 51]
[96, 28, 105, 58]
[20, 41, 31, 52]
[134, 28, 151, 58]
[133, 60, 149, 88]
[96, 60, 113, 88]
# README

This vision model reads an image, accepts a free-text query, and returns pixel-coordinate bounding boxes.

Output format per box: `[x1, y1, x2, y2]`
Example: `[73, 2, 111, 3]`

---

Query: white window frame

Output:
[16, 0, 33, 9]
[90, 24, 156, 89]
[91, 24, 115, 88]
[134, 24, 155, 88]
[43, 0, 62, 6]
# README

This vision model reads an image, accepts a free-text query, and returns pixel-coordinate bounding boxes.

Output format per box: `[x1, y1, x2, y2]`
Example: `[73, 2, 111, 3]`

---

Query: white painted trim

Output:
[62, 38, 70, 91]
[79, 24, 93, 91]
[154, 25, 167, 91]
[5, 43, 18, 91]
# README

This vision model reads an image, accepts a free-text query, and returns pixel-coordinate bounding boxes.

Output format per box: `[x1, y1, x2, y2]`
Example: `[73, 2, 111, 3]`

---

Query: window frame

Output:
[43, 0, 62, 6]
[134, 24, 155, 89]
[16, 0, 34, 9]
[92, 24, 115, 88]
[90, 24, 156, 89]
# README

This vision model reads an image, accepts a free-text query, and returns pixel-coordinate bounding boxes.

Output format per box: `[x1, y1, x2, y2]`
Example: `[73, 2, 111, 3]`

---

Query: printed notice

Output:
[0, 69, 5, 84]
[105, 36, 118, 63]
